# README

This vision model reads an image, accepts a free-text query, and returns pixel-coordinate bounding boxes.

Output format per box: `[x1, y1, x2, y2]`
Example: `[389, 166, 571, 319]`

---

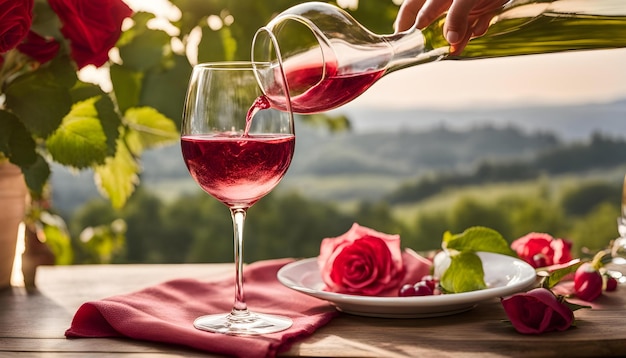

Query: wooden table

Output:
[1, 264, 625, 357]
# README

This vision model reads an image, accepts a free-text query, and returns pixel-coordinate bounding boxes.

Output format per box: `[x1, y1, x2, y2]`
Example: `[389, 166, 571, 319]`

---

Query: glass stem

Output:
[230, 208, 249, 315]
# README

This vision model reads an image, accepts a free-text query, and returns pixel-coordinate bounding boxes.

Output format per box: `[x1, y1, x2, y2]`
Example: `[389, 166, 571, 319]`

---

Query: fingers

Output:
[443, 0, 478, 46]
[393, 0, 498, 54]
[472, 14, 491, 38]
[448, 25, 473, 55]
[394, 0, 476, 46]
[415, 0, 452, 29]
[394, 0, 428, 32]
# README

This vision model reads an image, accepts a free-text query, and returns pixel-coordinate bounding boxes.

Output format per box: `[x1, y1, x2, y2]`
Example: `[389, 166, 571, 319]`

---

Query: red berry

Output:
[605, 276, 618, 292]
[421, 275, 439, 290]
[413, 282, 433, 296]
[399, 284, 417, 297]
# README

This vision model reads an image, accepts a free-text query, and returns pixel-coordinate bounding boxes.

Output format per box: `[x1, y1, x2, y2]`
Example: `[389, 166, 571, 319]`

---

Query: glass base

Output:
[194, 311, 292, 335]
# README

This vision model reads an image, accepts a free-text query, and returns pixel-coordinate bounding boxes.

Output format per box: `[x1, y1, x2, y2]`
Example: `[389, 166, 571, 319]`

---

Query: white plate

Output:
[277, 252, 536, 318]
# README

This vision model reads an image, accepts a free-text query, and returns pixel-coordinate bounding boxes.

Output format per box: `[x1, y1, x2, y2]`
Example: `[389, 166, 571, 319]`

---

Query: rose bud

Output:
[574, 262, 603, 302]
[501, 288, 574, 334]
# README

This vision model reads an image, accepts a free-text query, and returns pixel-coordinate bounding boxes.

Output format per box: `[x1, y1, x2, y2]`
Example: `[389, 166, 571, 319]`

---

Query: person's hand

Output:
[395, 0, 508, 55]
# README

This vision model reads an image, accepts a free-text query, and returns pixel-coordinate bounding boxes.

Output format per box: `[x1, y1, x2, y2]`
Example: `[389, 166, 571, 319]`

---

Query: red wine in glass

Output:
[181, 133, 295, 208]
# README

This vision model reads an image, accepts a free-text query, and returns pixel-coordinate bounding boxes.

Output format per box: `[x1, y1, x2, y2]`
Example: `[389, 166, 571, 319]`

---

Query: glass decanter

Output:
[253, 0, 626, 114]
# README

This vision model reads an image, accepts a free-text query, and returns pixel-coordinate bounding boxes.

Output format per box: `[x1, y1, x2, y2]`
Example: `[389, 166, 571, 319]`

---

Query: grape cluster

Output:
[398, 275, 441, 297]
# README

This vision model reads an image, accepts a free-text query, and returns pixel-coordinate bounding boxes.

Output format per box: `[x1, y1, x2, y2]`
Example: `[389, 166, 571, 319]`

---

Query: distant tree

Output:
[448, 196, 513, 240]
[567, 202, 620, 255]
[353, 201, 406, 236]
[408, 210, 450, 251]
[474, 161, 538, 182]
[173, 194, 234, 263]
[246, 191, 355, 261]
[69, 199, 121, 263]
[160, 193, 229, 263]
[69, 199, 118, 236]
[560, 181, 621, 216]
[120, 189, 167, 263]
[535, 133, 626, 174]
[497, 195, 567, 239]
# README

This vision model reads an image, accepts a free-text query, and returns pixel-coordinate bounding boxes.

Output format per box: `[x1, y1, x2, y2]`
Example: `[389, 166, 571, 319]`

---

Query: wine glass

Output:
[180, 61, 295, 335]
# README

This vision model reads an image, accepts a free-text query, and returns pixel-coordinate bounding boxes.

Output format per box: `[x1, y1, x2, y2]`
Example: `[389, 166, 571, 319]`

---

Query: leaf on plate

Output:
[443, 226, 515, 257]
[440, 251, 487, 293]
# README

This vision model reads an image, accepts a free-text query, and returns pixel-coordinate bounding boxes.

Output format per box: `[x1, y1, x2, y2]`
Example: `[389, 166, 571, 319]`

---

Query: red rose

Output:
[501, 288, 574, 334]
[17, 31, 60, 64]
[47, 0, 132, 69]
[573, 262, 603, 302]
[511, 232, 573, 268]
[0, 0, 34, 53]
[318, 223, 404, 296]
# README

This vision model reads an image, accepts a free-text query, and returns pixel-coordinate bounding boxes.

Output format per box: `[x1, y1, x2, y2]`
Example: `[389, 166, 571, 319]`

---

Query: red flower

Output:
[511, 232, 573, 268]
[0, 0, 34, 53]
[17, 31, 60, 64]
[318, 223, 404, 296]
[501, 288, 574, 334]
[574, 262, 603, 302]
[47, 0, 132, 69]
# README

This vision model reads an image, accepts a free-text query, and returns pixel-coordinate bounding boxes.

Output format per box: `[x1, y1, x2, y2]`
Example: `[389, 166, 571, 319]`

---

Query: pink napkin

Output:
[65, 258, 338, 358]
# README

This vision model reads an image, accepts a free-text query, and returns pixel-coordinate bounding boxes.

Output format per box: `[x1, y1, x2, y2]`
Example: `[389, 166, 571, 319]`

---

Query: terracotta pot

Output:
[0, 162, 28, 289]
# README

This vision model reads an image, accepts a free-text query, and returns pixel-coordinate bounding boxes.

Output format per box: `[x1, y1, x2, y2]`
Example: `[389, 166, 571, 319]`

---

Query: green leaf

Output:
[95, 95, 122, 157]
[94, 140, 140, 209]
[139, 54, 191, 126]
[543, 260, 583, 289]
[443, 226, 515, 256]
[70, 81, 106, 103]
[440, 251, 487, 293]
[65, 88, 121, 158]
[118, 29, 171, 71]
[31, 0, 63, 39]
[22, 155, 51, 197]
[47, 54, 79, 88]
[124, 107, 179, 156]
[0, 110, 37, 167]
[4, 68, 73, 138]
[110, 64, 144, 113]
[198, 26, 234, 62]
[46, 97, 110, 168]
